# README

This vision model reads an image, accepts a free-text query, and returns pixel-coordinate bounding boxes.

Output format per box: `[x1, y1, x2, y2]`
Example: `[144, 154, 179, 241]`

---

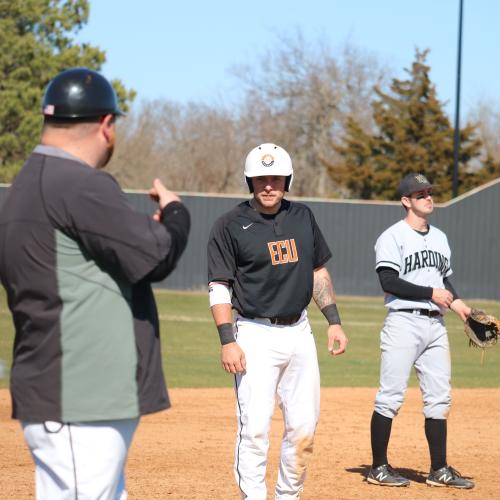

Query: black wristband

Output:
[217, 323, 235, 345]
[321, 304, 341, 325]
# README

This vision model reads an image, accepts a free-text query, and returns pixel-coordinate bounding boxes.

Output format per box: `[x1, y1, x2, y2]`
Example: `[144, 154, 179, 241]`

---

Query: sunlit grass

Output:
[1, 289, 499, 389]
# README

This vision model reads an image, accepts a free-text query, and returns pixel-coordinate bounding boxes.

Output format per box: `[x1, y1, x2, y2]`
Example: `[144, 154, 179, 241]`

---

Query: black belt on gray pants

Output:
[242, 313, 302, 325]
[397, 308, 442, 318]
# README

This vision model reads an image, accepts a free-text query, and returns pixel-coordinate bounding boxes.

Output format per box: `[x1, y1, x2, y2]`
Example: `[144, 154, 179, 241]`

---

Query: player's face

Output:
[405, 188, 434, 216]
[252, 175, 286, 214]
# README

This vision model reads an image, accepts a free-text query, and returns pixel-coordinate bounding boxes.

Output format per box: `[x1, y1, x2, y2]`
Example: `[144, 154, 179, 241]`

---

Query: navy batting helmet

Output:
[42, 68, 123, 119]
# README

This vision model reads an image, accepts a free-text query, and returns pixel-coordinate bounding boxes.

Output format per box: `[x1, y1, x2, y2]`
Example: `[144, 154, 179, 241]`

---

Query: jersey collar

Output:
[241, 199, 290, 236]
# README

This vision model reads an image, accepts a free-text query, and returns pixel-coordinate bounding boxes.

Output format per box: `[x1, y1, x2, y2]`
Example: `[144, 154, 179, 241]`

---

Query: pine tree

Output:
[0, 1, 135, 181]
[331, 49, 483, 201]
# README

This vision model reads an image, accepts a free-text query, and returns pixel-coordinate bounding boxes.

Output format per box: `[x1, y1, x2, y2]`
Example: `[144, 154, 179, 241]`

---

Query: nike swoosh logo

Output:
[242, 223, 253, 230]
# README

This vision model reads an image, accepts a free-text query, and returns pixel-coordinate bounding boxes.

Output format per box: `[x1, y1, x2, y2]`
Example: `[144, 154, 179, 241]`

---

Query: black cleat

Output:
[426, 466, 474, 489]
[367, 464, 410, 487]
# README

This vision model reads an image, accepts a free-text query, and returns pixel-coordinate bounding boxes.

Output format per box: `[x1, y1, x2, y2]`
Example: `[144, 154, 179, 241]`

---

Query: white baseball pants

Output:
[234, 313, 320, 500]
[22, 418, 139, 500]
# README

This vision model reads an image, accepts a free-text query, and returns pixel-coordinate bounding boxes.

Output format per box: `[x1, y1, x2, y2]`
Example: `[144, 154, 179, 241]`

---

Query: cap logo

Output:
[43, 104, 55, 115]
[261, 154, 274, 167]
[415, 174, 428, 184]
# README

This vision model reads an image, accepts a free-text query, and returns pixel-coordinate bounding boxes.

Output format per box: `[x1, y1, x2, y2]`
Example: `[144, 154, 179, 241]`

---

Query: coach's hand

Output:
[328, 324, 348, 356]
[149, 178, 181, 221]
[221, 342, 246, 374]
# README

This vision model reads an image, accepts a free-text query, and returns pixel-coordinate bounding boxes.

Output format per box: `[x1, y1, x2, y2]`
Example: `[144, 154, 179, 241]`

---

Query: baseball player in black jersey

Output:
[367, 173, 474, 489]
[207, 143, 348, 500]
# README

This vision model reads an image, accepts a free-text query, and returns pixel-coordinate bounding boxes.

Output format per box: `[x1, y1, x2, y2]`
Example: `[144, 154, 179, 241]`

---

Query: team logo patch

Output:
[268, 239, 298, 265]
[261, 154, 274, 167]
[415, 174, 429, 184]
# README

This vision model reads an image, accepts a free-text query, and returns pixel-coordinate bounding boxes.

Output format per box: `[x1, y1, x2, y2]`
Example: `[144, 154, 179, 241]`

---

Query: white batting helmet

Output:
[244, 143, 293, 192]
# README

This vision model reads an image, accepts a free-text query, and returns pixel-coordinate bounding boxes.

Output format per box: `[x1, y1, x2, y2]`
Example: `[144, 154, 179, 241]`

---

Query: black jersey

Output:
[207, 199, 331, 318]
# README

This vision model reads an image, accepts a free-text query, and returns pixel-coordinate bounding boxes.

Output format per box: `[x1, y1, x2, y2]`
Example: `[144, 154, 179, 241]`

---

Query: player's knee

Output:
[375, 388, 405, 418]
[374, 392, 405, 418]
[286, 420, 318, 443]
[423, 398, 451, 419]
[286, 407, 319, 429]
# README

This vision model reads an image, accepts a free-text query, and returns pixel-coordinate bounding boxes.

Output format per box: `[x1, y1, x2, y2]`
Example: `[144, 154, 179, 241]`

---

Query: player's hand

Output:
[431, 288, 453, 308]
[149, 178, 181, 221]
[327, 324, 348, 356]
[450, 299, 471, 322]
[221, 342, 246, 374]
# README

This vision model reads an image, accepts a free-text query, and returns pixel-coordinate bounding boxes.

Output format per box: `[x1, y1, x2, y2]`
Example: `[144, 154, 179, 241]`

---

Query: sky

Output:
[75, 0, 499, 118]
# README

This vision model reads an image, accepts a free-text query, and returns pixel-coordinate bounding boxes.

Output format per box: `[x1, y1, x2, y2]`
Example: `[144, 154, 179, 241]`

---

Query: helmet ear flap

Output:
[284, 175, 292, 192]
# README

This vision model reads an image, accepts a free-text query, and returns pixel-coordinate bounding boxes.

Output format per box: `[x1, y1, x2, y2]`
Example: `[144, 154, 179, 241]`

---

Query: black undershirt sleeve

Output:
[377, 267, 433, 300]
[443, 277, 459, 300]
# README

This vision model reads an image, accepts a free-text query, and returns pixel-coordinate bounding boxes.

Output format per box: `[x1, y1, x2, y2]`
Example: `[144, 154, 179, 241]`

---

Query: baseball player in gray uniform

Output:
[207, 143, 348, 499]
[367, 173, 474, 489]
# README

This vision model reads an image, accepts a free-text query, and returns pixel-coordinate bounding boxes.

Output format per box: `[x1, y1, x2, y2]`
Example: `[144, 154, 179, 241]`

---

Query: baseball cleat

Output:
[367, 464, 410, 487]
[426, 466, 474, 489]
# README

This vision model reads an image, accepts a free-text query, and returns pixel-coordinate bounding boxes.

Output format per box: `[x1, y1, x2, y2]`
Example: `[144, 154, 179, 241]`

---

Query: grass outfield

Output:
[1, 289, 499, 389]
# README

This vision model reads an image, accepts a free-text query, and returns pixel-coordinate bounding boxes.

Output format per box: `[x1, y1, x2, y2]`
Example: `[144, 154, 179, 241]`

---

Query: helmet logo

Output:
[415, 174, 428, 184]
[43, 105, 55, 115]
[261, 154, 274, 167]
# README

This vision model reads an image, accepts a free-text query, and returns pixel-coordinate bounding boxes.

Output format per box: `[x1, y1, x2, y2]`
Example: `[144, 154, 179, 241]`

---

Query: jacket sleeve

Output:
[53, 171, 189, 284]
[145, 201, 190, 282]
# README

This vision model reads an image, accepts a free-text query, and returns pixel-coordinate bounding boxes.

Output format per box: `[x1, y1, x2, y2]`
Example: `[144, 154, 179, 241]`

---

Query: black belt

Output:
[398, 308, 442, 317]
[242, 313, 302, 325]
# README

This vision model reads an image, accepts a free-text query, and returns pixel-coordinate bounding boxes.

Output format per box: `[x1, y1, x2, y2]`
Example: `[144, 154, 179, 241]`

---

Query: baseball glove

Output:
[464, 309, 499, 348]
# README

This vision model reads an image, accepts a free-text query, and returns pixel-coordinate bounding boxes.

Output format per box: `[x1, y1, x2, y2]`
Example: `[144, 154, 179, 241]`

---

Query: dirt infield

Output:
[1, 387, 499, 499]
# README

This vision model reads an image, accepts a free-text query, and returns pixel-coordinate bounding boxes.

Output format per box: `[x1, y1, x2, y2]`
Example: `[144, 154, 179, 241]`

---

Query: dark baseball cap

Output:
[398, 173, 433, 197]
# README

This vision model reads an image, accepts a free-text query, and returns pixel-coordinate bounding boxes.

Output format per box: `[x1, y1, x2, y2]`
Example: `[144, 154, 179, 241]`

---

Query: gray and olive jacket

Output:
[0, 145, 190, 423]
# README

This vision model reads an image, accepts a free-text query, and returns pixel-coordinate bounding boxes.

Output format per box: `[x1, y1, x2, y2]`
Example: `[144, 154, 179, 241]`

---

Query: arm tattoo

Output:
[313, 272, 335, 309]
